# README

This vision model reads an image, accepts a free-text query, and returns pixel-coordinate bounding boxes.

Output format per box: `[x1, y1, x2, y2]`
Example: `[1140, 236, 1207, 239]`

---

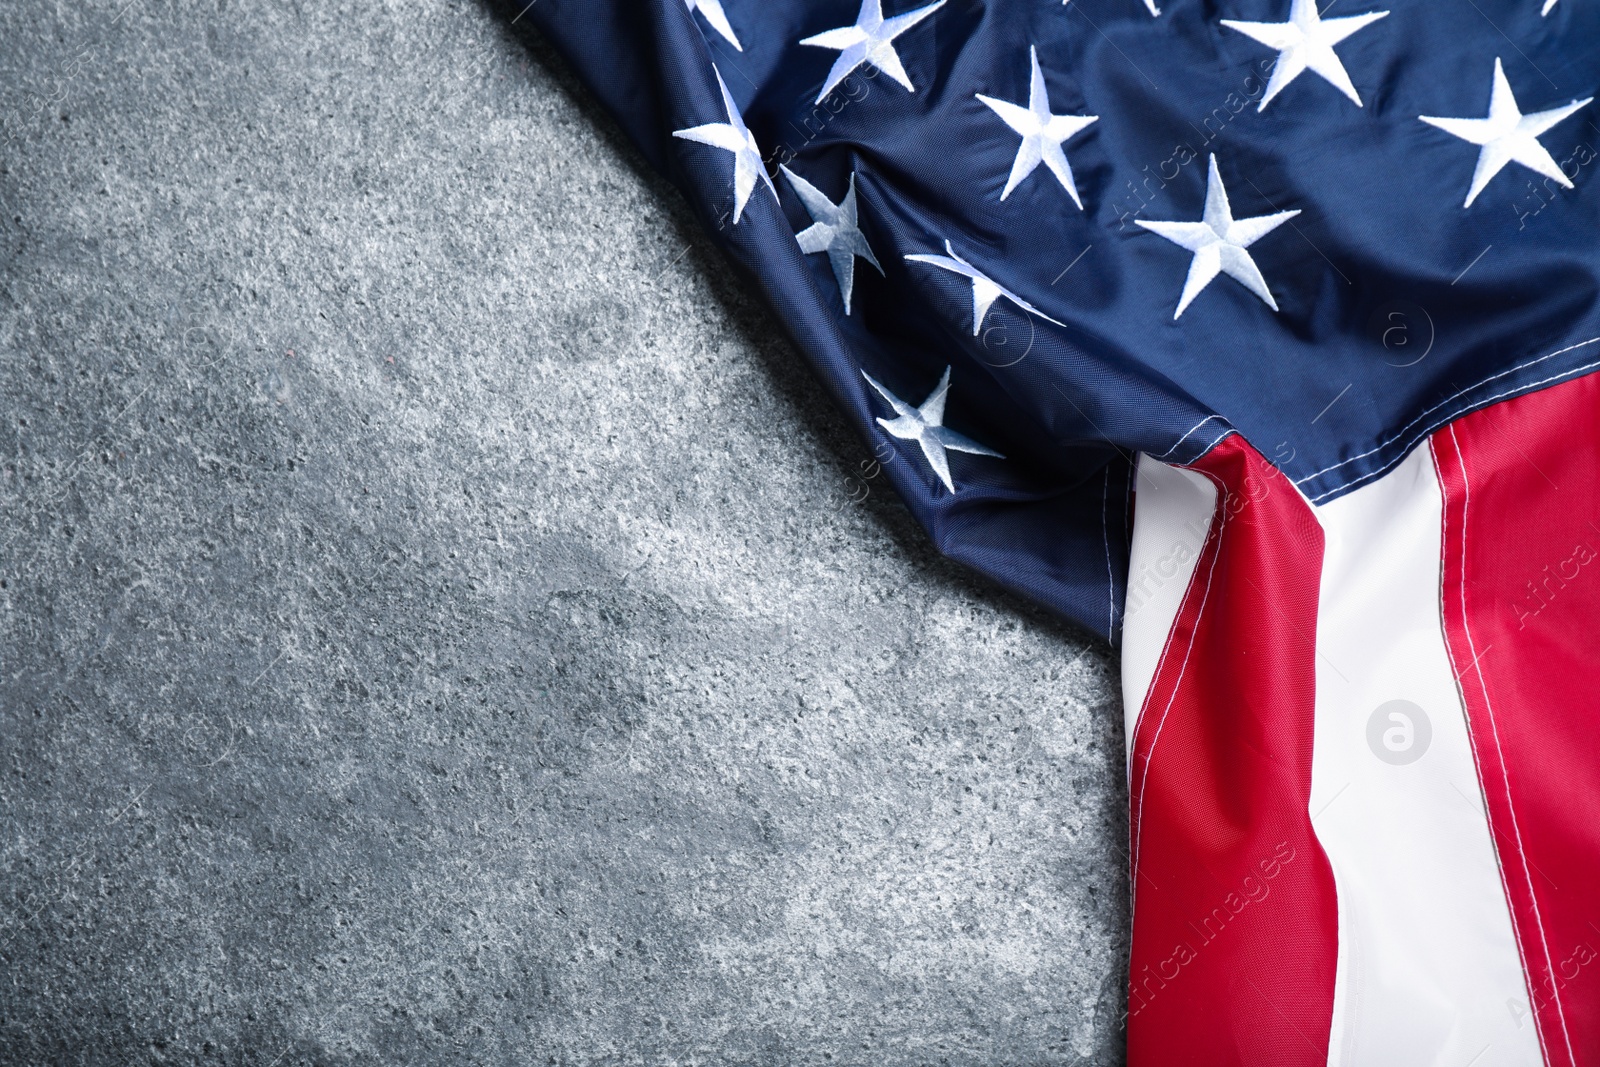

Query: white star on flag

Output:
[685, 0, 742, 51]
[1221, 0, 1389, 111]
[800, 0, 946, 105]
[782, 167, 883, 315]
[1067, 0, 1162, 21]
[672, 65, 775, 225]
[1136, 155, 1301, 319]
[976, 46, 1099, 206]
[862, 366, 1003, 493]
[1420, 58, 1592, 208]
[906, 240, 1065, 335]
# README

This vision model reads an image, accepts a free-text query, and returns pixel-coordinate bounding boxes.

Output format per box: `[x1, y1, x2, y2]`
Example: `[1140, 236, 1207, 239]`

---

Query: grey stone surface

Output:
[0, 1, 1128, 1063]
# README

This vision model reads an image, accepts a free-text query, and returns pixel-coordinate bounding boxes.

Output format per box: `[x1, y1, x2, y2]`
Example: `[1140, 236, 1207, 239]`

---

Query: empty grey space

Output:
[0, 1, 1128, 1064]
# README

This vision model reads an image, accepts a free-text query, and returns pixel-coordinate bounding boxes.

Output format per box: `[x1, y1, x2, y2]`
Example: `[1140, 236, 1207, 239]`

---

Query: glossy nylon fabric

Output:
[1435, 370, 1600, 1065]
[1125, 434, 1338, 1066]
[512, 0, 1600, 639]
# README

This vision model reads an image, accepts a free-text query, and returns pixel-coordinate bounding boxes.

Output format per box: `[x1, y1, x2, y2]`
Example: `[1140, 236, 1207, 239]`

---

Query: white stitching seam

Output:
[1103, 466, 1116, 641]
[1155, 414, 1226, 460]
[1129, 465, 1227, 921]
[1441, 425, 1576, 1067]
[1124, 459, 1209, 783]
[1298, 337, 1600, 500]
[1309, 354, 1600, 505]
[1432, 437, 1542, 1062]
[1203, 426, 1236, 457]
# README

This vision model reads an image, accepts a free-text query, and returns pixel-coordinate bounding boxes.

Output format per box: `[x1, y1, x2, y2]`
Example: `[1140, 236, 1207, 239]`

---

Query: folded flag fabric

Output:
[520, 1, 1600, 1062]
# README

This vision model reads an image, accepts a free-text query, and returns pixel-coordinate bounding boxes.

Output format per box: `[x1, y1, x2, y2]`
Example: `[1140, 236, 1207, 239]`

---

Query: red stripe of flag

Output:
[1127, 435, 1339, 1067]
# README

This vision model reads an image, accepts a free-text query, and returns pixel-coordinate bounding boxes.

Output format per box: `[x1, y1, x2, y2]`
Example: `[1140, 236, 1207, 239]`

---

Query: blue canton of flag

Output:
[523, 0, 1600, 643]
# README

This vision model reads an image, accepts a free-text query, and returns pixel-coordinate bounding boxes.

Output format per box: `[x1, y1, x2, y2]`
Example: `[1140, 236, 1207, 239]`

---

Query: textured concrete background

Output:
[0, 1, 1128, 1063]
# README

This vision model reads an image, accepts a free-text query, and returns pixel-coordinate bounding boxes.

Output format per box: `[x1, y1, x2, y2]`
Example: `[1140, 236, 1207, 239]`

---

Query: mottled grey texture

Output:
[0, 1, 1128, 1064]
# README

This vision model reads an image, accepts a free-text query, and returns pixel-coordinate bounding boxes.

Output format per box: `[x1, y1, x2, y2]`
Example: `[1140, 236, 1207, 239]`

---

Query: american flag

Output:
[522, 0, 1600, 1062]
